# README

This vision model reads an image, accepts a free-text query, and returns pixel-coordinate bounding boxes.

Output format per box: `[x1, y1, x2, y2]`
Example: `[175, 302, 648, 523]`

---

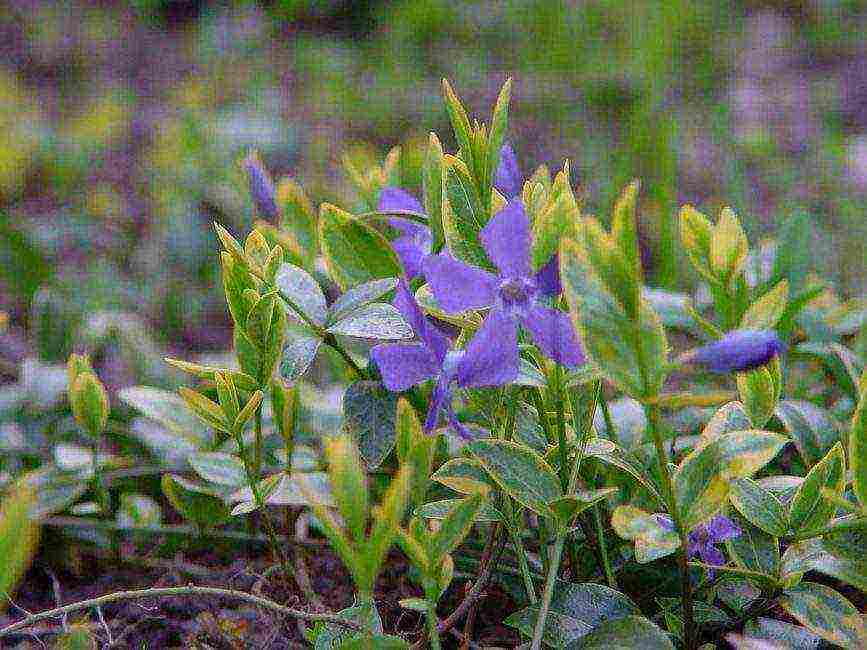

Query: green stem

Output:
[646, 403, 696, 650]
[531, 533, 567, 650]
[254, 404, 263, 482]
[426, 599, 442, 650]
[501, 498, 538, 604]
[592, 504, 617, 589]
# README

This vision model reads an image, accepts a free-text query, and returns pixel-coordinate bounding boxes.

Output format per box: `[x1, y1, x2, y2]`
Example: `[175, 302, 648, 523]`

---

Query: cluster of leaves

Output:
[1, 79, 865, 649]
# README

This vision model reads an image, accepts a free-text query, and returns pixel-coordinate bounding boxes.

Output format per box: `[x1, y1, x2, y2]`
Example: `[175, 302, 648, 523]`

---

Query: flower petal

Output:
[371, 343, 439, 392]
[698, 543, 726, 567]
[424, 378, 451, 433]
[535, 254, 562, 296]
[494, 144, 522, 199]
[681, 329, 783, 374]
[456, 308, 519, 387]
[521, 304, 585, 367]
[392, 235, 428, 281]
[707, 515, 741, 542]
[393, 279, 450, 362]
[378, 187, 424, 215]
[479, 199, 531, 279]
[422, 254, 497, 313]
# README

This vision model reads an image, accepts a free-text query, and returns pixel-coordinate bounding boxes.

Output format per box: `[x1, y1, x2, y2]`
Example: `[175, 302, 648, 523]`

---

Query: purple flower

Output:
[378, 188, 432, 280]
[681, 329, 784, 374]
[243, 153, 278, 221]
[422, 199, 584, 368]
[371, 281, 515, 439]
[494, 144, 522, 199]
[658, 514, 741, 576]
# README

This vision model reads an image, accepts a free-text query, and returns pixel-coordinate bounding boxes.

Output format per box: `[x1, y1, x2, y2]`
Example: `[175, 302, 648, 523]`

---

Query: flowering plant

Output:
[2, 79, 865, 650]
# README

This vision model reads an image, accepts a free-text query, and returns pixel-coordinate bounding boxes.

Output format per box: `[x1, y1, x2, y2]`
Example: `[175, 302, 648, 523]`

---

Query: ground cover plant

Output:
[1, 79, 865, 648]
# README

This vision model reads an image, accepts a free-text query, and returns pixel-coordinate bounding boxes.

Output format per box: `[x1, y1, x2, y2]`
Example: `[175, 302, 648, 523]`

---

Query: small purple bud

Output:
[682, 329, 783, 374]
[243, 152, 278, 221]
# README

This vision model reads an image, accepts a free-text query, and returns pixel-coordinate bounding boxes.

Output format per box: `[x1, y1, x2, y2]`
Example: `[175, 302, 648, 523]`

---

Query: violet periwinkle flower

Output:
[243, 153, 278, 221]
[494, 143, 522, 199]
[371, 280, 515, 439]
[422, 199, 584, 369]
[377, 188, 432, 281]
[681, 329, 784, 374]
[659, 514, 741, 577]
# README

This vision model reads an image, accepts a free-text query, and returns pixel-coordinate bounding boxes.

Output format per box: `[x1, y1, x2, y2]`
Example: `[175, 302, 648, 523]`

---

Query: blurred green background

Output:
[1, 0, 865, 381]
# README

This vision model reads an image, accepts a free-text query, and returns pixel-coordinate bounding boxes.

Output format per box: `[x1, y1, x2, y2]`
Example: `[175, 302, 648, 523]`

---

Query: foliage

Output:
[0, 77, 865, 649]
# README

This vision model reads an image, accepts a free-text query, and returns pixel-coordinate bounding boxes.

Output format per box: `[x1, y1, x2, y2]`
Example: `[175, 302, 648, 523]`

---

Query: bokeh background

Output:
[1, 0, 865, 387]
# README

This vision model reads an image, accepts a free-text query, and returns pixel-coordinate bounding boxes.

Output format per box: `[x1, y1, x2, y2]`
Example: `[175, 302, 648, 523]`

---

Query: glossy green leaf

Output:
[275, 262, 328, 327]
[324, 435, 369, 543]
[274, 176, 317, 270]
[161, 474, 229, 529]
[328, 277, 398, 324]
[775, 400, 840, 467]
[729, 477, 789, 537]
[779, 582, 865, 647]
[430, 493, 483, 563]
[578, 615, 674, 650]
[422, 132, 445, 251]
[586, 443, 664, 506]
[319, 203, 402, 290]
[188, 452, 246, 487]
[485, 78, 512, 198]
[342, 381, 398, 469]
[416, 498, 501, 523]
[742, 617, 823, 650]
[337, 635, 408, 649]
[431, 457, 496, 495]
[466, 439, 560, 517]
[795, 342, 861, 402]
[0, 485, 39, 611]
[680, 205, 715, 283]
[611, 505, 679, 564]
[549, 487, 617, 527]
[279, 322, 323, 381]
[851, 381, 867, 508]
[441, 157, 490, 269]
[740, 280, 788, 330]
[789, 442, 845, 535]
[504, 581, 639, 648]
[726, 508, 779, 577]
[699, 401, 751, 444]
[737, 366, 777, 428]
[314, 602, 383, 650]
[327, 302, 412, 340]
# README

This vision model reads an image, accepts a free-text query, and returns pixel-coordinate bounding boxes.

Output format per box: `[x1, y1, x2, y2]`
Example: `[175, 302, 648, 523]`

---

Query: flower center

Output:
[497, 277, 535, 312]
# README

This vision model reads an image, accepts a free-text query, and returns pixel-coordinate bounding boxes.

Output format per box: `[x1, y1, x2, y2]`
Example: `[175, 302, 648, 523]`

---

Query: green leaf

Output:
[729, 477, 789, 537]
[823, 518, 867, 562]
[549, 488, 618, 527]
[578, 615, 675, 650]
[726, 508, 780, 577]
[851, 381, 867, 509]
[327, 303, 412, 340]
[431, 458, 496, 495]
[441, 79, 474, 174]
[611, 505, 679, 563]
[795, 342, 862, 402]
[422, 133, 445, 251]
[328, 278, 398, 324]
[116, 493, 161, 527]
[274, 177, 317, 268]
[161, 474, 229, 529]
[324, 435, 369, 543]
[485, 78, 512, 197]
[359, 465, 412, 593]
[275, 263, 328, 327]
[680, 205, 715, 283]
[232, 472, 334, 509]
[245, 293, 276, 348]
[178, 387, 232, 434]
[319, 203, 402, 290]
[675, 430, 787, 527]
[188, 452, 246, 487]
[560, 238, 667, 399]
[783, 536, 867, 592]
[789, 442, 845, 536]
[610, 180, 643, 288]
[531, 193, 575, 272]
[586, 444, 664, 506]
[775, 400, 840, 467]
[416, 499, 502, 523]
[779, 582, 865, 647]
[709, 207, 749, 288]
[279, 322, 323, 381]
[0, 485, 39, 611]
[337, 635, 408, 650]
[699, 401, 751, 443]
[741, 280, 788, 330]
[342, 381, 398, 469]
[466, 439, 561, 517]
[430, 493, 484, 563]
[742, 617, 823, 650]
[504, 581, 639, 648]
[441, 157, 490, 268]
[737, 366, 777, 428]
[314, 602, 383, 650]
[69, 371, 110, 438]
